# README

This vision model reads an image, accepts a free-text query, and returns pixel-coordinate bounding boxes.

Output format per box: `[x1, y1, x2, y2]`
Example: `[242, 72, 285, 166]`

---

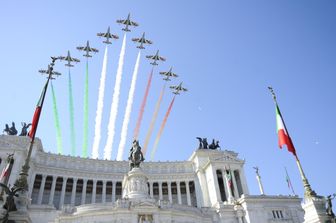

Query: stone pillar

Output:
[92, 180, 97, 203]
[112, 181, 116, 202]
[185, 181, 191, 206]
[28, 173, 36, 199]
[59, 177, 68, 209]
[158, 182, 163, 200]
[71, 178, 78, 206]
[37, 174, 47, 205]
[168, 182, 172, 203]
[102, 180, 106, 203]
[239, 167, 249, 195]
[149, 182, 154, 198]
[221, 169, 229, 202]
[81, 179, 87, 205]
[48, 176, 57, 206]
[177, 181, 182, 205]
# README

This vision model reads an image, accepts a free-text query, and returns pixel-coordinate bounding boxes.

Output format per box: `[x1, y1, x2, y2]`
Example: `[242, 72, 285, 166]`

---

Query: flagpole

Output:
[268, 87, 316, 199]
[14, 57, 61, 191]
[285, 166, 296, 195]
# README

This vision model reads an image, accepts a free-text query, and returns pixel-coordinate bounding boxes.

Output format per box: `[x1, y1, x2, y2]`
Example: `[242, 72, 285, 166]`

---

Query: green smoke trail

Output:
[83, 60, 89, 158]
[68, 69, 76, 156]
[50, 81, 63, 154]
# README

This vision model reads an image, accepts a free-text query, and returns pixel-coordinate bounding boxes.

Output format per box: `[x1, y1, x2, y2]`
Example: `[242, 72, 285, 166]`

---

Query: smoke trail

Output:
[142, 84, 166, 155]
[116, 51, 141, 161]
[133, 67, 154, 139]
[150, 96, 176, 161]
[82, 60, 89, 158]
[92, 46, 108, 159]
[50, 81, 63, 154]
[104, 33, 127, 160]
[68, 69, 76, 156]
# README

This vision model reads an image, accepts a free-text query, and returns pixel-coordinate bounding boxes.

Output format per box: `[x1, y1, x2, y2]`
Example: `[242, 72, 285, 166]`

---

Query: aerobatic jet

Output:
[39, 65, 61, 79]
[116, 13, 138, 32]
[170, 82, 188, 95]
[159, 67, 178, 81]
[77, 41, 99, 57]
[132, 32, 153, 49]
[146, 50, 166, 66]
[59, 51, 80, 67]
[97, 26, 119, 44]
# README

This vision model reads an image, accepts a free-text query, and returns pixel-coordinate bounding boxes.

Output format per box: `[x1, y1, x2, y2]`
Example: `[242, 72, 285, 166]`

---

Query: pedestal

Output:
[123, 168, 149, 200]
[302, 196, 333, 223]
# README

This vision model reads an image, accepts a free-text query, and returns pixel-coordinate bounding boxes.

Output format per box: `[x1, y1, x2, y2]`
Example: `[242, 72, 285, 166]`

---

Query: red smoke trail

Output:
[150, 96, 176, 161]
[133, 67, 154, 139]
[142, 84, 166, 155]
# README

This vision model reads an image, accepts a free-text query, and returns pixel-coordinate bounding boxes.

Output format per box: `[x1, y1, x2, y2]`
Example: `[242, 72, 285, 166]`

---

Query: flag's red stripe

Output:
[29, 106, 42, 138]
[278, 129, 296, 156]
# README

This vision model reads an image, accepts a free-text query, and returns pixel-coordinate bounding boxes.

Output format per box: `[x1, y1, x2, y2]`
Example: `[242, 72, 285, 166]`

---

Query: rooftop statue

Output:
[3, 122, 18, 135]
[326, 194, 336, 218]
[19, 122, 31, 136]
[209, 139, 220, 150]
[196, 137, 208, 149]
[128, 140, 145, 171]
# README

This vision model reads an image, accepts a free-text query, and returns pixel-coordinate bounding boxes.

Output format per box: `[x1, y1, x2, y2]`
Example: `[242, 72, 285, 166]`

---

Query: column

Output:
[158, 182, 163, 200]
[177, 181, 182, 205]
[112, 181, 116, 202]
[81, 179, 87, 205]
[59, 177, 68, 208]
[149, 182, 154, 198]
[92, 180, 97, 203]
[28, 173, 36, 199]
[168, 182, 172, 203]
[102, 181, 107, 203]
[37, 175, 47, 205]
[240, 167, 249, 195]
[185, 181, 191, 206]
[231, 170, 239, 198]
[48, 176, 57, 206]
[71, 178, 78, 206]
[221, 169, 229, 201]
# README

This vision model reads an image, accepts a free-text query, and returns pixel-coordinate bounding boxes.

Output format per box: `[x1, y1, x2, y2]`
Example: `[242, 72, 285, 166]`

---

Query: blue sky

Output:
[1, 1, 335, 200]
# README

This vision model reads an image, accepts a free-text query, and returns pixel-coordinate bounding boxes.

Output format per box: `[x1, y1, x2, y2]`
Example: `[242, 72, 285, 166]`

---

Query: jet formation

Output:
[116, 13, 139, 32]
[132, 32, 153, 49]
[77, 41, 99, 57]
[39, 65, 61, 80]
[97, 26, 119, 44]
[59, 51, 80, 67]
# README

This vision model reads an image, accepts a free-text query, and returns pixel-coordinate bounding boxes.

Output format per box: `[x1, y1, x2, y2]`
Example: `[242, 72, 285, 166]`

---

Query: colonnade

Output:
[216, 168, 244, 202]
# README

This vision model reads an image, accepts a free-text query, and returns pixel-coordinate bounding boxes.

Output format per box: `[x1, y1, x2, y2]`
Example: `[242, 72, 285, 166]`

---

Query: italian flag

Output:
[275, 104, 297, 156]
[28, 82, 48, 139]
[0, 159, 14, 184]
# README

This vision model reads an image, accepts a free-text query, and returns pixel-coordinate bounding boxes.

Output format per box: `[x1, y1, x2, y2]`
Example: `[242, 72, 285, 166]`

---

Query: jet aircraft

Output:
[39, 65, 61, 79]
[77, 41, 99, 57]
[59, 51, 80, 67]
[159, 67, 178, 81]
[132, 32, 153, 49]
[116, 13, 138, 32]
[146, 50, 166, 66]
[97, 26, 119, 44]
[170, 82, 188, 95]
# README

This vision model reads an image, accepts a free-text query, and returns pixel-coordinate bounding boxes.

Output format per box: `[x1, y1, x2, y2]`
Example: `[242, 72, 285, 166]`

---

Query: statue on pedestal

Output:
[128, 140, 145, 170]
[326, 194, 336, 218]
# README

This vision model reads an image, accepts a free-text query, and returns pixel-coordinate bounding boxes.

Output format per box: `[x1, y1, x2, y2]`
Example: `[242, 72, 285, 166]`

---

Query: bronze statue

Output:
[19, 122, 31, 136]
[196, 137, 209, 149]
[326, 194, 335, 218]
[3, 122, 18, 136]
[209, 139, 220, 150]
[128, 140, 145, 170]
[0, 183, 25, 222]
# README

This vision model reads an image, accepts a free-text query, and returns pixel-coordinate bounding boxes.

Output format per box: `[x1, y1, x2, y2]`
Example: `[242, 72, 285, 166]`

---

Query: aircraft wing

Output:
[159, 56, 166, 61]
[130, 21, 139, 27]
[171, 73, 178, 77]
[116, 19, 126, 24]
[145, 39, 153, 44]
[72, 58, 80, 63]
[132, 38, 140, 42]
[76, 46, 85, 51]
[91, 48, 99, 53]
[159, 71, 166, 75]
[146, 55, 154, 59]
[111, 34, 119, 39]
[170, 85, 177, 89]
[97, 32, 105, 37]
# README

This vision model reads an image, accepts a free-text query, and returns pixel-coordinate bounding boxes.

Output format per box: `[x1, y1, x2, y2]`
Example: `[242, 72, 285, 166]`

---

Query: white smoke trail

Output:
[92, 45, 108, 159]
[116, 51, 141, 161]
[104, 34, 127, 160]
